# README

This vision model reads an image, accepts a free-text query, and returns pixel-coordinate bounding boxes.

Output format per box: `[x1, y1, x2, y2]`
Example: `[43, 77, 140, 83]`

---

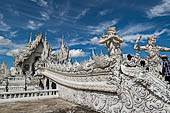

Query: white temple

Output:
[1, 27, 170, 112]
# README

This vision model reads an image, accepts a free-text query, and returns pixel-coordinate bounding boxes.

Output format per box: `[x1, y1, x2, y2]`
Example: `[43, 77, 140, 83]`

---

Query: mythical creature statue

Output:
[99, 27, 124, 64]
[99, 27, 124, 85]
[134, 35, 170, 71]
[92, 50, 114, 69]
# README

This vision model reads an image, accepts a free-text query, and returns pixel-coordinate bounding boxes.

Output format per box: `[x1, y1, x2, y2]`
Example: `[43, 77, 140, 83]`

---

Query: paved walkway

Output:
[0, 98, 98, 113]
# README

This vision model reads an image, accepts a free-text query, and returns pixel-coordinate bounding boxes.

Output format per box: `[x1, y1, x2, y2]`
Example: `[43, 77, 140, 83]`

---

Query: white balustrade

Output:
[0, 86, 6, 92]
[0, 89, 58, 103]
[8, 77, 25, 81]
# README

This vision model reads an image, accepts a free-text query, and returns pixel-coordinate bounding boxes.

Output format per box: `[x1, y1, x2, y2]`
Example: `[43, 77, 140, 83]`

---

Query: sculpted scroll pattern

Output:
[121, 62, 170, 105]
[57, 79, 170, 113]
[120, 75, 168, 112]
[39, 28, 170, 112]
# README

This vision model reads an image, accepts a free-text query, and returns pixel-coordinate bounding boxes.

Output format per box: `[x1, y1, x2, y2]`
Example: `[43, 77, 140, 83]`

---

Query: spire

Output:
[1, 61, 7, 68]
[45, 32, 47, 42]
[2, 61, 5, 65]
[29, 32, 32, 43]
[61, 36, 65, 48]
[100, 49, 103, 55]
[44, 32, 48, 48]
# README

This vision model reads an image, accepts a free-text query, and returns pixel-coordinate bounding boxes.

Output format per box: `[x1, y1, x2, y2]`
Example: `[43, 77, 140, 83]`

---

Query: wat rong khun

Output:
[1, 27, 170, 113]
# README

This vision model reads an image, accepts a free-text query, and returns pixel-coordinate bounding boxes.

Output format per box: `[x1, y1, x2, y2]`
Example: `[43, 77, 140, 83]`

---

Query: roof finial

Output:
[61, 35, 65, 48]
[29, 32, 32, 43]
[45, 32, 47, 41]
[101, 49, 103, 55]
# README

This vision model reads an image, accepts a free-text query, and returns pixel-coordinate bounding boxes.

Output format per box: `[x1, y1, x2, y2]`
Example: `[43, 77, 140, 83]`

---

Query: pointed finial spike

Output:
[101, 49, 103, 55]
[45, 32, 47, 41]
[29, 32, 32, 43]
[61, 36, 65, 48]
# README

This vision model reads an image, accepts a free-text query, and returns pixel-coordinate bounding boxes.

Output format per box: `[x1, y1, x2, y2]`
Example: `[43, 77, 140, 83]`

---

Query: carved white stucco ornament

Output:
[134, 35, 170, 73]
[9, 28, 170, 112]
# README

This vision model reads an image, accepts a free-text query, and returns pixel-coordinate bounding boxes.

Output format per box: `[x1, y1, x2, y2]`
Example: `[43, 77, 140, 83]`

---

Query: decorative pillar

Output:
[49, 79, 52, 89]
[44, 77, 47, 90]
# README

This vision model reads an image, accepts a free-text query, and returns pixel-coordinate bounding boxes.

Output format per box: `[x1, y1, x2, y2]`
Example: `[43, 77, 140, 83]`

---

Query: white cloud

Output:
[27, 20, 44, 30]
[0, 21, 10, 31]
[90, 37, 100, 45]
[99, 10, 109, 16]
[123, 29, 167, 43]
[10, 31, 18, 38]
[146, 0, 170, 18]
[0, 36, 24, 56]
[30, 0, 48, 7]
[121, 42, 128, 47]
[70, 49, 90, 57]
[48, 29, 57, 34]
[120, 23, 154, 35]
[87, 19, 118, 34]
[69, 40, 89, 46]
[0, 36, 13, 46]
[40, 11, 50, 20]
[39, 0, 48, 7]
[6, 49, 20, 56]
[68, 38, 89, 47]
[75, 8, 90, 19]
[0, 49, 8, 55]
[118, 23, 167, 47]
[0, 13, 11, 32]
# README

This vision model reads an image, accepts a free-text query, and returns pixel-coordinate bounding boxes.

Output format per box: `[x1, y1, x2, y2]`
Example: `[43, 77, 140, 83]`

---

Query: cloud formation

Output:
[87, 19, 117, 34]
[146, 0, 170, 18]
[120, 23, 154, 35]
[0, 36, 24, 56]
[40, 11, 50, 20]
[75, 8, 90, 19]
[68, 38, 89, 47]
[99, 10, 109, 16]
[69, 49, 89, 57]
[30, 0, 48, 7]
[123, 29, 167, 43]
[0, 13, 11, 31]
[6, 49, 20, 56]
[0, 36, 13, 46]
[27, 20, 44, 30]
[90, 37, 100, 45]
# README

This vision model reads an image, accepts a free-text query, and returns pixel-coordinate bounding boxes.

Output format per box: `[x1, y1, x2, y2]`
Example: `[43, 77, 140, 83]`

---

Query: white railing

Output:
[8, 77, 25, 81]
[0, 86, 25, 92]
[0, 86, 39, 93]
[8, 77, 25, 86]
[0, 86, 6, 92]
[0, 89, 58, 103]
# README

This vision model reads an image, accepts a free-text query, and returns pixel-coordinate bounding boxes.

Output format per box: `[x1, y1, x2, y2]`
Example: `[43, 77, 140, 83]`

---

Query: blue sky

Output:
[0, 0, 170, 67]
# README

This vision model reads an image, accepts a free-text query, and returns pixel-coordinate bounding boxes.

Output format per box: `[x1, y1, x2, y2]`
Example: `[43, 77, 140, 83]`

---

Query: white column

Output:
[49, 79, 52, 89]
[44, 77, 47, 90]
